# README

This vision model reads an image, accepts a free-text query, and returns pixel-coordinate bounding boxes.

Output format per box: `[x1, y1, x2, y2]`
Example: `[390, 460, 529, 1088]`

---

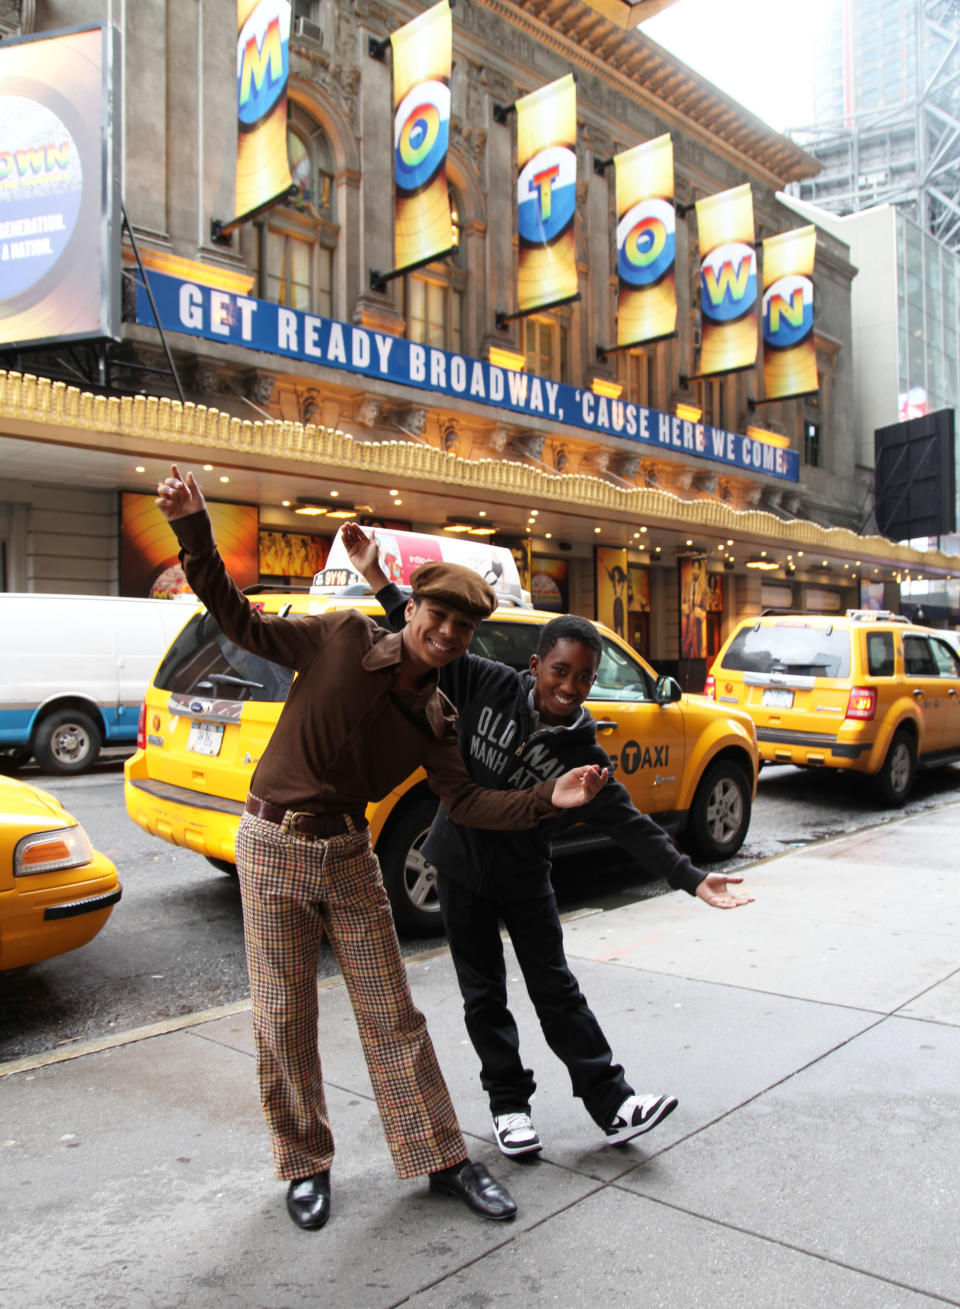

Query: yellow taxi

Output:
[124, 531, 758, 934]
[0, 772, 121, 970]
[706, 608, 960, 804]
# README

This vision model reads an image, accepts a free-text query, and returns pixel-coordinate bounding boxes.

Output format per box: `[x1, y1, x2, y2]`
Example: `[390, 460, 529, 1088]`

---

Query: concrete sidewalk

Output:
[3, 804, 959, 1308]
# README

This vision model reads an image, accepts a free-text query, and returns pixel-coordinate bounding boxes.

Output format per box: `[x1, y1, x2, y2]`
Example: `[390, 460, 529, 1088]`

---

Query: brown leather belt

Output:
[245, 794, 368, 838]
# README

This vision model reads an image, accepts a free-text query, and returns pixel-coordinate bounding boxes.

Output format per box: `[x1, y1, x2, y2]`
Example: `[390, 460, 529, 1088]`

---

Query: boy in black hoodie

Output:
[344, 525, 752, 1157]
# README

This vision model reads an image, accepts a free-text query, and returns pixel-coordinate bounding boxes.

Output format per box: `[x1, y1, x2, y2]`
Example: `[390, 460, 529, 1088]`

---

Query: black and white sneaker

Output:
[604, 1093, 678, 1145]
[492, 1112, 543, 1157]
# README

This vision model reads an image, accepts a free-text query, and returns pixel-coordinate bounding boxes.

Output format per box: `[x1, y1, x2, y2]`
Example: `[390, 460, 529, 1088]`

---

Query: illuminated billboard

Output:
[695, 183, 757, 377]
[391, 0, 454, 274]
[236, 0, 294, 221]
[615, 134, 677, 346]
[516, 74, 578, 315]
[761, 225, 817, 400]
[0, 23, 121, 349]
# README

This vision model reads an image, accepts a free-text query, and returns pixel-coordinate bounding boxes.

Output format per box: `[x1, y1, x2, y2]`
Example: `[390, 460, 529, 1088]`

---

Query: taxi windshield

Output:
[720, 623, 851, 679]
[153, 611, 295, 703]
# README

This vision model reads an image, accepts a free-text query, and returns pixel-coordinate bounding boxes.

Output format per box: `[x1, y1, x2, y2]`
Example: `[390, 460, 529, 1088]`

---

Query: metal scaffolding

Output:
[789, 0, 960, 253]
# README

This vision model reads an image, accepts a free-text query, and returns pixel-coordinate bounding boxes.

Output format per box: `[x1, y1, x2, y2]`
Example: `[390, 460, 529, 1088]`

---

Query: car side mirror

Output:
[655, 674, 683, 704]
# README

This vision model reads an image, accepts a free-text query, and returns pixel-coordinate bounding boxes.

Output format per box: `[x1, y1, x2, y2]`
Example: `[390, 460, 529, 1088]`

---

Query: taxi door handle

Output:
[595, 719, 619, 731]
[949, 688, 958, 697]
[912, 688, 924, 698]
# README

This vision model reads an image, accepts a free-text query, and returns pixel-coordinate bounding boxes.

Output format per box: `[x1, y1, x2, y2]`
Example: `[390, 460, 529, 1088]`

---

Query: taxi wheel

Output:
[377, 796, 444, 937]
[33, 709, 102, 774]
[875, 728, 916, 806]
[687, 760, 751, 860]
[205, 856, 238, 877]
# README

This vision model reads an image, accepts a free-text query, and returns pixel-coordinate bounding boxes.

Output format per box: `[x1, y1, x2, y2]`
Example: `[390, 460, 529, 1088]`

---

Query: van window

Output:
[866, 631, 895, 677]
[153, 612, 295, 703]
[720, 623, 851, 678]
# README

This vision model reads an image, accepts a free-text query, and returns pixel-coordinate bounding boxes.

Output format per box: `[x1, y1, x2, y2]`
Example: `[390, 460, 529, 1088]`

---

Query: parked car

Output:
[706, 608, 960, 803]
[124, 556, 758, 934]
[0, 773, 121, 970]
[0, 593, 195, 773]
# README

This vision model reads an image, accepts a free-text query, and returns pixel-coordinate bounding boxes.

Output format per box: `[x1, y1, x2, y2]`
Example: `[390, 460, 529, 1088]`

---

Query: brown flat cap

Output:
[410, 562, 496, 620]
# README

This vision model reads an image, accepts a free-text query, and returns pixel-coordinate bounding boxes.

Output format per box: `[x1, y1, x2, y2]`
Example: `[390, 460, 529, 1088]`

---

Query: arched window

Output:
[251, 116, 337, 316]
[404, 186, 464, 353]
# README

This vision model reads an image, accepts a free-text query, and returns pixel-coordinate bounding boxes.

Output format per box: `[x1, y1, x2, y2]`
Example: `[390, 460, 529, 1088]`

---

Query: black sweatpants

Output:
[437, 874, 633, 1128]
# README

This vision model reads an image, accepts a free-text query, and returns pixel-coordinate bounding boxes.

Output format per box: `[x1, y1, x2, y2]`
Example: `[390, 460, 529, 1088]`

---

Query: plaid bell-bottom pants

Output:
[236, 808, 468, 1181]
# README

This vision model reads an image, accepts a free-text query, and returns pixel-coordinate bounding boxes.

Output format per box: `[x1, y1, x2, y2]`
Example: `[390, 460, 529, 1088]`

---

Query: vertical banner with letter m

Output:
[516, 74, 578, 315]
[391, 0, 454, 274]
[235, 0, 293, 222]
[695, 183, 757, 376]
[615, 134, 677, 346]
[762, 225, 817, 401]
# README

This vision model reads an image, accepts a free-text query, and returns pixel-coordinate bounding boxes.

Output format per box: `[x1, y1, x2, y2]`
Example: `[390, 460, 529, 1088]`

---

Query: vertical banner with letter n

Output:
[391, 0, 453, 273]
[762, 225, 817, 400]
[615, 134, 677, 346]
[695, 183, 757, 376]
[516, 74, 578, 315]
[235, 0, 293, 221]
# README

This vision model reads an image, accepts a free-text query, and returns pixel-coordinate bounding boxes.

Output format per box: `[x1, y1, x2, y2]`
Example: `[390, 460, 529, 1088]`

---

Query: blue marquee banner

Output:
[136, 272, 798, 482]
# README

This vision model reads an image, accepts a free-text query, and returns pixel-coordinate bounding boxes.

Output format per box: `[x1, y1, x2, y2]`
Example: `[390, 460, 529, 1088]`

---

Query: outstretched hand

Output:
[552, 764, 608, 809]
[156, 463, 205, 522]
[341, 522, 387, 588]
[695, 872, 754, 909]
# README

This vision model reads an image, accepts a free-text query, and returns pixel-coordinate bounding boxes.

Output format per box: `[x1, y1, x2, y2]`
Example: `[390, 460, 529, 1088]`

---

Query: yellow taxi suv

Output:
[706, 609, 960, 804]
[1, 773, 121, 970]
[124, 531, 758, 935]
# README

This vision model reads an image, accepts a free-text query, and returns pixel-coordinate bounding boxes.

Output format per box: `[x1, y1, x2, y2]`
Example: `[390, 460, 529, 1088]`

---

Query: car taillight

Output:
[136, 701, 146, 749]
[845, 686, 877, 720]
[703, 673, 716, 699]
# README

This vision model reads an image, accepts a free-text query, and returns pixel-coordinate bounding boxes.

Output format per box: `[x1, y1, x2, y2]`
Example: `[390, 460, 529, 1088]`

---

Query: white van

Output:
[0, 593, 196, 773]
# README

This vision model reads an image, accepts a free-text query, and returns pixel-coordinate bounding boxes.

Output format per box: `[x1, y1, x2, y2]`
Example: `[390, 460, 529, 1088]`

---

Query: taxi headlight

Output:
[14, 825, 95, 876]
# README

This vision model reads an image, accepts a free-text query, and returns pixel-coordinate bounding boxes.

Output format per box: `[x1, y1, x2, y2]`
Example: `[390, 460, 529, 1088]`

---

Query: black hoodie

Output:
[378, 584, 705, 901]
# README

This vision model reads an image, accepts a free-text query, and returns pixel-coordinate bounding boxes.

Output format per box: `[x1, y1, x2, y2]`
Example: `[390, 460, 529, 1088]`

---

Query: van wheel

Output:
[377, 796, 444, 937]
[876, 729, 915, 806]
[33, 710, 102, 774]
[686, 760, 751, 860]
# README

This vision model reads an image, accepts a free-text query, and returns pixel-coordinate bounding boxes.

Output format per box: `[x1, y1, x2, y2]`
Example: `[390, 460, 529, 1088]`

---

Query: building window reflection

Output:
[251, 119, 337, 317]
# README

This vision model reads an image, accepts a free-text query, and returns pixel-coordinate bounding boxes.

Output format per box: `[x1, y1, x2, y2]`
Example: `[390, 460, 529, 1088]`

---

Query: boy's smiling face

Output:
[530, 638, 599, 725]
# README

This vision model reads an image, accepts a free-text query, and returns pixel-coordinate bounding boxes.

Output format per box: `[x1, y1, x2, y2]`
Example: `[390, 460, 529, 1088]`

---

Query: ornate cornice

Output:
[0, 368, 947, 573]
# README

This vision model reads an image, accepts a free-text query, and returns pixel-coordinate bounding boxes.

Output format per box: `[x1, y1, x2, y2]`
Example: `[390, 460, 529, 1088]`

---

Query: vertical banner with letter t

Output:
[391, 0, 453, 273]
[615, 134, 677, 346]
[762, 225, 817, 400]
[235, 0, 293, 221]
[516, 74, 578, 314]
[695, 183, 757, 376]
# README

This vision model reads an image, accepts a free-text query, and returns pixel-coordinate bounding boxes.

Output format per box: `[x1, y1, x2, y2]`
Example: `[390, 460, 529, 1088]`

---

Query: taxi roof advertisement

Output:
[0, 24, 121, 350]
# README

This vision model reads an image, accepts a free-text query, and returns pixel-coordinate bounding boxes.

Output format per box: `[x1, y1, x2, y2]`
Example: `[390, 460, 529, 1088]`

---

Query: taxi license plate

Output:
[186, 720, 224, 756]
[762, 688, 794, 709]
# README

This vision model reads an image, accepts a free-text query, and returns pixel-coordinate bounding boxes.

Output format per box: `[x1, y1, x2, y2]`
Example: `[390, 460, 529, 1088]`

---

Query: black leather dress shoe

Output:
[428, 1160, 517, 1221]
[286, 1171, 331, 1230]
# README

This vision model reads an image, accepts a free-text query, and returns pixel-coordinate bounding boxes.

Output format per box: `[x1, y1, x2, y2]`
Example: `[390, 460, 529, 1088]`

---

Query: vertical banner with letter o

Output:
[695, 183, 757, 377]
[516, 74, 578, 315]
[762, 225, 817, 400]
[391, 0, 453, 273]
[615, 135, 677, 346]
[236, 0, 293, 222]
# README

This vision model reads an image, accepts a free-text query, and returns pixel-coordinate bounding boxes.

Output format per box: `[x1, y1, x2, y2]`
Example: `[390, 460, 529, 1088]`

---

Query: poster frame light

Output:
[0, 22, 122, 350]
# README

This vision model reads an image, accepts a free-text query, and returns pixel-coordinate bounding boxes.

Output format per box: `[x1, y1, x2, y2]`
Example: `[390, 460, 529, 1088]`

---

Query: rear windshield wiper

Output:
[206, 673, 265, 690]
